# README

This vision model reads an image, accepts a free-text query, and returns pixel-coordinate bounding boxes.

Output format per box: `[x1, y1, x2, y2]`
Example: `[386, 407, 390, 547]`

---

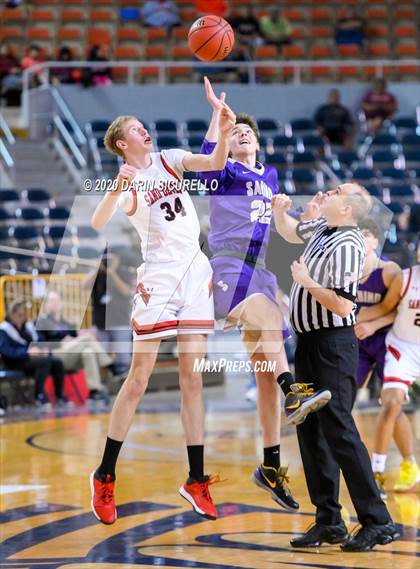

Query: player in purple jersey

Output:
[197, 80, 331, 511]
[356, 219, 417, 499]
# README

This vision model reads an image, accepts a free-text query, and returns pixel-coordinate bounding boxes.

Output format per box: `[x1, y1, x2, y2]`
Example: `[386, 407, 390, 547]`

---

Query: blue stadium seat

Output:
[48, 207, 70, 221]
[89, 120, 111, 133]
[0, 189, 19, 202]
[381, 167, 407, 182]
[157, 135, 181, 149]
[371, 133, 398, 147]
[402, 133, 420, 151]
[394, 117, 418, 133]
[11, 226, 41, 242]
[289, 118, 316, 134]
[25, 188, 51, 203]
[0, 227, 10, 241]
[272, 135, 296, 152]
[17, 207, 45, 222]
[337, 150, 358, 167]
[0, 208, 13, 223]
[352, 167, 375, 181]
[186, 119, 208, 134]
[301, 134, 324, 151]
[371, 151, 396, 168]
[187, 135, 204, 152]
[291, 169, 317, 193]
[388, 184, 414, 200]
[154, 119, 178, 134]
[44, 225, 67, 243]
[76, 225, 99, 239]
[404, 150, 420, 168]
[365, 184, 382, 198]
[387, 202, 404, 215]
[266, 152, 287, 169]
[257, 118, 279, 136]
[293, 151, 317, 165]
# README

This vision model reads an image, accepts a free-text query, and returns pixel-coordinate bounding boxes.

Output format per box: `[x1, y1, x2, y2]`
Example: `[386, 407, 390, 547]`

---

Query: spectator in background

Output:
[50, 46, 81, 85]
[314, 89, 354, 149]
[140, 0, 180, 29]
[227, 43, 251, 83]
[361, 78, 398, 135]
[84, 44, 112, 87]
[1, 65, 22, 106]
[84, 252, 133, 375]
[335, 8, 366, 48]
[37, 291, 112, 400]
[230, 6, 261, 56]
[0, 43, 19, 85]
[195, 0, 229, 18]
[0, 300, 66, 406]
[21, 44, 45, 87]
[259, 9, 293, 50]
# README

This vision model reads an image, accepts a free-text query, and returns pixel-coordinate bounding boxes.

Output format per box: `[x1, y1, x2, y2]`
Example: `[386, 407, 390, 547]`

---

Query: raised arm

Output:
[271, 194, 303, 244]
[358, 263, 402, 322]
[91, 164, 137, 230]
[203, 76, 224, 143]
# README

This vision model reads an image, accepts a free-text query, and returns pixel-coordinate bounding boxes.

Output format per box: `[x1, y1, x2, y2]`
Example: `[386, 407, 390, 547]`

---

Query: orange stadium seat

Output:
[283, 45, 305, 59]
[396, 43, 418, 57]
[366, 7, 387, 20]
[308, 65, 332, 80]
[283, 10, 306, 23]
[144, 46, 165, 59]
[179, 9, 196, 22]
[291, 27, 305, 39]
[368, 43, 390, 57]
[146, 28, 167, 43]
[395, 64, 419, 79]
[260, 0, 280, 6]
[338, 66, 360, 80]
[255, 46, 278, 59]
[367, 25, 388, 38]
[364, 65, 391, 79]
[30, 9, 55, 21]
[61, 9, 84, 22]
[33, 0, 57, 4]
[310, 45, 333, 58]
[88, 28, 112, 45]
[62, 0, 83, 4]
[90, 10, 114, 22]
[176, 0, 194, 5]
[394, 7, 416, 20]
[171, 46, 191, 59]
[173, 27, 190, 42]
[256, 65, 278, 82]
[57, 28, 82, 41]
[310, 27, 330, 39]
[115, 46, 141, 59]
[117, 28, 141, 42]
[312, 0, 333, 4]
[338, 45, 362, 57]
[395, 25, 417, 38]
[27, 27, 52, 41]
[0, 27, 23, 40]
[1, 8, 24, 21]
[310, 9, 332, 22]
[92, 0, 115, 5]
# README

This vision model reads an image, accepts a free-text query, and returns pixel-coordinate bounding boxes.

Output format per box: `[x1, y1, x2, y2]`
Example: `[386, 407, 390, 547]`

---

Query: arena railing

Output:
[21, 58, 420, 126]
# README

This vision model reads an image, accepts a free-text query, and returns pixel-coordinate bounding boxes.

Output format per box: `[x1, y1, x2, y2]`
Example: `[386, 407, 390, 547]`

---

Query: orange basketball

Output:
[188, 16, 234, 62]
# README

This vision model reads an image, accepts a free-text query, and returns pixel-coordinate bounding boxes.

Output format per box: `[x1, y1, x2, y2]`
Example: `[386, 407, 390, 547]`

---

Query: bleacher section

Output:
[1, 0, 419, 82]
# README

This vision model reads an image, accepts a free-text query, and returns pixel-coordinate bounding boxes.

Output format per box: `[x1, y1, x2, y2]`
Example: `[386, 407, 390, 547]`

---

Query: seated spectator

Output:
[259, 9, 293, 49]
[1, 65, 22, 106]
[140, 0, 180, 29]
[51, 46, 81, 86]
[0, 300, 66, 406]
[361, 78, 398, 135]
[227, 43, 252, 83]
[84, 44, 112, 87]
[37, 291, 112, 400]
[335, 8, 365, 47]
[195, 0, 229, 18]
[314, 89, 354, 149]
[230, 6, 261, 55]
[21, 45, 45, 87]
[0, 43, 19, 84]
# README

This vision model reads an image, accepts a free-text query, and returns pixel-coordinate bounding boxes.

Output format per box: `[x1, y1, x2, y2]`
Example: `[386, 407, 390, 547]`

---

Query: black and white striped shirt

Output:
[290, 218, 365, 333]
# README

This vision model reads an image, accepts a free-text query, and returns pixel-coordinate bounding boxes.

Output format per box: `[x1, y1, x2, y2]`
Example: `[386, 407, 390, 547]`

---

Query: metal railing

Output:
[0, 112, 16, 145]
[22, 58, 420, 125]
[53, 114, 87, 169]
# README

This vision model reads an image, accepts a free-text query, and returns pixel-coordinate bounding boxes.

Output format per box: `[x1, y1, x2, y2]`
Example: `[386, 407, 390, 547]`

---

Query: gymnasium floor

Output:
[1, 372, 418, 569]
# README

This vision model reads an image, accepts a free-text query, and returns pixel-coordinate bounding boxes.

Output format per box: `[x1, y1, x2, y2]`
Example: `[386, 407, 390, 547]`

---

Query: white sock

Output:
[372, 453, 387, 473]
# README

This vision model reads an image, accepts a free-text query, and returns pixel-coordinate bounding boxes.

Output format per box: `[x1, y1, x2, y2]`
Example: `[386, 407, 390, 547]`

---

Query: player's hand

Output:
[355, 321, 375, 340]
[301, 192, 323, 222]
[291, 256, 312, 288]
[116, 164, 137, 192]
[218, 103, 236, 136]
[271, 194, 292, 214]
[204, 76, 226, 111]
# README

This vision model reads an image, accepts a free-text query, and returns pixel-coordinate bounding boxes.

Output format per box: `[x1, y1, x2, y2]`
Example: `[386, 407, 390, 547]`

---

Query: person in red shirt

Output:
[21, 45, 45, 87]
[195, 0, 229, 18]
[361, 79, 397, 135]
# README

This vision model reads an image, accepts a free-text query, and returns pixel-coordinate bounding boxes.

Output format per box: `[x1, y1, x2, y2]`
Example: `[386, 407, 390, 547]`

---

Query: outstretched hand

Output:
[204, 76, 226, 111]
[218, 102, 236, 136]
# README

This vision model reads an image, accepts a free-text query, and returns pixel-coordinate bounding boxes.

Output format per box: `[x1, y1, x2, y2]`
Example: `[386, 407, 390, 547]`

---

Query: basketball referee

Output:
[272, 184, 398, 552]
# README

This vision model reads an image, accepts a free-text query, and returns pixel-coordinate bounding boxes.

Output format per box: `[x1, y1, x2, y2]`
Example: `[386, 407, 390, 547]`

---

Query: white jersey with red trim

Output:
[117, 148, 201, 264]
[391, 264, 420, 345]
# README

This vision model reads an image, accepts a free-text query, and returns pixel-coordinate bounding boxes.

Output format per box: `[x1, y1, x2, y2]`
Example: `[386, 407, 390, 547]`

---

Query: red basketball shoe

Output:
[179, 475, 219, 520]
[90, 471, 117, 524]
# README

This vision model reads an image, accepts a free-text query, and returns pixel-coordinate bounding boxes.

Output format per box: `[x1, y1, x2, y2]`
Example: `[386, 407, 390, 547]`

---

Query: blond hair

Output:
[103, 115, 137, 158]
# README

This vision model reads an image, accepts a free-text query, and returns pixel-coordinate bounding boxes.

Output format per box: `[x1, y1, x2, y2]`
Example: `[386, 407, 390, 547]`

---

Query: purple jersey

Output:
[356, 267, 390, 387]
[199, 139, 280, 262]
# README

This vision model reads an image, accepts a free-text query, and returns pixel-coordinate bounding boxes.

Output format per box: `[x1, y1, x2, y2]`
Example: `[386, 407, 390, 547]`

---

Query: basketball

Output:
[188, 16, 234, 62]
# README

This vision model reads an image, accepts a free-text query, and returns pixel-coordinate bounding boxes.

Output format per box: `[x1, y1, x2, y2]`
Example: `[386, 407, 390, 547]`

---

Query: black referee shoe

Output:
[252, 464, 299, 511]
[290, 521, 349, 548]
[285, 383, 331, 426]
[341, 522, 399, 552]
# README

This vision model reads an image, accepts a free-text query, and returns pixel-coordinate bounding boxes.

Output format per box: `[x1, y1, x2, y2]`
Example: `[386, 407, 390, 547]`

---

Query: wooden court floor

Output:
[0, 404, 418, 569]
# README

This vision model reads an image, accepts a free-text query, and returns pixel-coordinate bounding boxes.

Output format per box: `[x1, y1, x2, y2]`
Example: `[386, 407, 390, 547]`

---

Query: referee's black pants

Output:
[295, 326, 391, 527]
